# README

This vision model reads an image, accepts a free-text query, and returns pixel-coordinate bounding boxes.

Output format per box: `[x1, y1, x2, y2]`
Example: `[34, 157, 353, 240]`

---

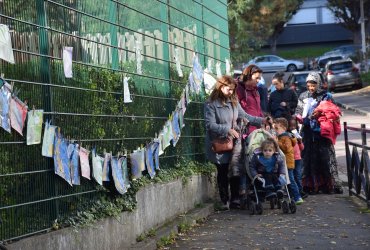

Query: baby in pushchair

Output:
[239, 129, 296, 215]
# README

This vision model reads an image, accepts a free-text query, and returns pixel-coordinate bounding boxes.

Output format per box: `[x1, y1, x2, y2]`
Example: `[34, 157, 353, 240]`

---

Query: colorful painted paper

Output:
[123, 76, 133, 103]
[92, 149, 104, 185]
[130, 149, 145, 180]
[111, 156, 127, 194]
[68, 143, 80, 185]
[102, 152, 111, 181]
[171, 111, 181, 147]
[0, 83, 11, 133]
[26, 109, 43, 145]
[53, 129, 72, 186]
[42, 120, 57, 157]
[119, 156, 130, 189]
[9, 96, 28, 136]
[145, 143, 156, 179]
[0, 24, 15, 64]
[79, 146, 91, 180]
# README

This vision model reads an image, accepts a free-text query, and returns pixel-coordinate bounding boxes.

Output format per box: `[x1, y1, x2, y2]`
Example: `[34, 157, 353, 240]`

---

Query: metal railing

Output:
[343, 122, 370, 208]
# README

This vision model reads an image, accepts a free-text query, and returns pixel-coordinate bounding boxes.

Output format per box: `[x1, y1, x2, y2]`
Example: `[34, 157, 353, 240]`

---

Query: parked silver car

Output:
[245, 55, 304, 72]
[324, 59, 362, 91]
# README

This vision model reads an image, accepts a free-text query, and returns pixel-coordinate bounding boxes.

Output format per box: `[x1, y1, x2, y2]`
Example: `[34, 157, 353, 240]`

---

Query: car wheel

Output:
[287, 64, 297, 72]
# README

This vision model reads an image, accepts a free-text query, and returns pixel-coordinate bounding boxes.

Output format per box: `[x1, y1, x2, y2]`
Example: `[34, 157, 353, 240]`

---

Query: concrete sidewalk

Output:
[333, 86, 370, 118]
[168, 88, 370, 250]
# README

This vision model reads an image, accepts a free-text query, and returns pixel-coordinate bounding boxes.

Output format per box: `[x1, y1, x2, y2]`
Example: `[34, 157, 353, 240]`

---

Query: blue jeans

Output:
[293, 160, 303, 192]
[288, 169, 302, 202]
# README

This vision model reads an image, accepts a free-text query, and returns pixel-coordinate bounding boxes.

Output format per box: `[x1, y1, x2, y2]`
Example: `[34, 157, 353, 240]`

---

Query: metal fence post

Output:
[344, 122, 353, 194]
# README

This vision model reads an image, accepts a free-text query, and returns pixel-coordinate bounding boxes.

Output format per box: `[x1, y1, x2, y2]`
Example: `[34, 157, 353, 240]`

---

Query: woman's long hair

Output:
[209, 75, 238, 107]
[240, 64, 262, 82]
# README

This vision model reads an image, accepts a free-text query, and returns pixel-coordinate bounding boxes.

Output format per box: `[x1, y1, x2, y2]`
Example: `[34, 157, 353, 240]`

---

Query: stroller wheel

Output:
[289, 201, 297, 214]
[249, 201, 256, 215]
[256, 202, 263, 215]
[282, 201, 289, 214]
[270, 199, 275, 209]
[277, 199, 282, 209]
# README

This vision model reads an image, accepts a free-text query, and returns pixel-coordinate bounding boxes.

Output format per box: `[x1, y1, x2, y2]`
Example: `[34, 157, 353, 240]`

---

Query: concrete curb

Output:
[131, 203, 214, 249]
[336, 101, 370, 118]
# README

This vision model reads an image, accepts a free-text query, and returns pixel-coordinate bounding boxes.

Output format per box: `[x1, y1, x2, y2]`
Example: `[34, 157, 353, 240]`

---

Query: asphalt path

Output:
[169, 109, 370, 250]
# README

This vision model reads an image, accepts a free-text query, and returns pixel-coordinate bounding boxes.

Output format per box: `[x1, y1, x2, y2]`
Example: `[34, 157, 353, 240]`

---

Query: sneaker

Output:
[276, 190, 284, 199]
[220, 201, 230, 210]
[230, 199, 241, 209]
[334, 186, 344, 194]
[295, 198, 304, 205]
[300, 191, 308, 199]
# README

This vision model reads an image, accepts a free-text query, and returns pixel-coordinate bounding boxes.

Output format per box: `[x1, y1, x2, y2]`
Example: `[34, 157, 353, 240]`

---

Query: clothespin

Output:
[155, 132, 158, 139]
[124, 149, 127, 156]
[32, 105, 35, 115]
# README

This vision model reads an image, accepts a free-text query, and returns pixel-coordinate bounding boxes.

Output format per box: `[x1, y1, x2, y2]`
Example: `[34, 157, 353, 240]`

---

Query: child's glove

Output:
[279, 175, 287, 186]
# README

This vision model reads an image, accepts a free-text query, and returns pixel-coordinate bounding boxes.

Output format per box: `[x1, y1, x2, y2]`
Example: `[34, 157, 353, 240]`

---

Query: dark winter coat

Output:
[204, 99, 264, 164]
[268, 88, 298, 119]
[249, 151, 286, 178]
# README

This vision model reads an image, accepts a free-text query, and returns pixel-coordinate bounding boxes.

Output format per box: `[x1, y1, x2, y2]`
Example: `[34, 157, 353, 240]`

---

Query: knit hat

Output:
[306, 72, 321, 85]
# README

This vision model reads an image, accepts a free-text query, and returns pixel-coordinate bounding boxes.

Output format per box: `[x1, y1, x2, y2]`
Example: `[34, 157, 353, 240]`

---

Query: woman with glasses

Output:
[236, 65, 265, 136]
[205, 75, 269, 210]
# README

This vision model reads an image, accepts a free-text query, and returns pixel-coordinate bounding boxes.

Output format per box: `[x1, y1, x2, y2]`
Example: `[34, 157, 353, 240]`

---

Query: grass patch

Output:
[359, 207, 370, 213]
[253, 45, 335, 60]
[157, 232, 177, 249]
[178, 222, 192, 233]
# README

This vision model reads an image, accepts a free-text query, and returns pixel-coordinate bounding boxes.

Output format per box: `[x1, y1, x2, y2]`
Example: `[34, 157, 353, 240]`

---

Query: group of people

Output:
[204, 64, 343, 209]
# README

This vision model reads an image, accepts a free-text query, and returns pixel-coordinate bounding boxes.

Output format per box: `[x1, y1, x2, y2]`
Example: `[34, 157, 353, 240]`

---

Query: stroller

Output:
[240, 128, 297, 215]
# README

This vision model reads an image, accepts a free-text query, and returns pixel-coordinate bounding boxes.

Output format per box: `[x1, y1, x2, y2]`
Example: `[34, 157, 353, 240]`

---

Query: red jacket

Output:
[236, 83, 263, 135]
[314, 100, 341, 144]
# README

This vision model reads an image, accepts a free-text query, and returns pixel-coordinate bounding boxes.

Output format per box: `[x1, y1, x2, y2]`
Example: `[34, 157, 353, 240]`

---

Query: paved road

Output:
[169, 109, 370, 250]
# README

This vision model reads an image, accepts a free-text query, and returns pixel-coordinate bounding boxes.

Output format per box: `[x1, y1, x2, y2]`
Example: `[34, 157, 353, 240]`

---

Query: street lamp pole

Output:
[360, 0, 368, 72]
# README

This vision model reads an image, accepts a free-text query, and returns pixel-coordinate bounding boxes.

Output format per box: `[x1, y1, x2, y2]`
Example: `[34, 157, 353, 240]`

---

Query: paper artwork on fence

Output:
[162, 120, 173, 150]
[225, 58, 231, 76]
[190, 55, 203, 94]
[102, 152, 111, 182]
[0, 82, 12, 133]
[92, 149, 104, 185]
[152, 139, 160, 170]
[53, 129, 72, 186]
[63, 47, 73, 78]
[207, 58, 213, 74]
[118, 156, 130, 189]
[135, 40, 143, 75]
[42, 120, 57, 157]
[174, 47, 183, 77]
[79, 146, 91, 180]
[111, 156, 128, 194]
[10, 96, 28, 136]
[216, 61, 222, 78]
[145, 143, 156, 179]
[180, 94, 186, 116]
[171, 110, 181, 147]
[157, 132, 164, 156]
[203, 69, 217, 94]
[26, 109, 43, 145]
[130, 149, 145, 180]
[68, 143, 80, 185]
[123, 76, 133, 103]
[0, 24, 15, 64]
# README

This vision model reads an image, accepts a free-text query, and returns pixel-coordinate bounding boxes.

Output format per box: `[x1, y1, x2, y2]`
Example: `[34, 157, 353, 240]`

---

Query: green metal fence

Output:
[0, 0, 229, 242]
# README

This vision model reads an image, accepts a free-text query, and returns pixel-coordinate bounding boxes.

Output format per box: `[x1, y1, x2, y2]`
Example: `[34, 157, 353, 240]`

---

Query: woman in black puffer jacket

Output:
[268, 72, 298, 120]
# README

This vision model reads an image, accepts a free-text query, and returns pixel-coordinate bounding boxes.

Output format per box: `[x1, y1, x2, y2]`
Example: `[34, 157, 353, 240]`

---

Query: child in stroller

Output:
[240, 129, 296, 215]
